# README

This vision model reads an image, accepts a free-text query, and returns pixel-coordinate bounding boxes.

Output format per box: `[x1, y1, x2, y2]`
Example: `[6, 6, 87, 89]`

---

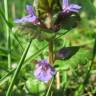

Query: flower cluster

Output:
[14, 0, 81, 31]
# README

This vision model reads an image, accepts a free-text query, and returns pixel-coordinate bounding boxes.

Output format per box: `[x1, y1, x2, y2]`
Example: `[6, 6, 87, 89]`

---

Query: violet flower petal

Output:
[26, 5, 35, 16]
[38, 59, 49, 65]
[69, 4, 81, 12]
[62, 0, 81, 13]
[34, 60, 56, 83]
[69, 4, 81, 9]
[14, 5, 37, 24]
[34, 68, 53, 83]
[62, 0, 69, 9]
[14, 15, 37, 24]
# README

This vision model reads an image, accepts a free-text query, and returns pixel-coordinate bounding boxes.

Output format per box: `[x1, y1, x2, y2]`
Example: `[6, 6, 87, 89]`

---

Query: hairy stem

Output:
[48, 40, 60, 90]
[48, 40, 54, 64]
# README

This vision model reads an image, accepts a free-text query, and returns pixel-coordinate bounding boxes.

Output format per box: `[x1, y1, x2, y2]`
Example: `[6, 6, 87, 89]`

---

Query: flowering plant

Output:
[14, 0, 81, 82]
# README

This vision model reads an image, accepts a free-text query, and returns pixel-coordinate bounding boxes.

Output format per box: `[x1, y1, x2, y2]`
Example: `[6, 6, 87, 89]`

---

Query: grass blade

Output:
[6, 38, 32, 96]
[4, 0, 11, 70]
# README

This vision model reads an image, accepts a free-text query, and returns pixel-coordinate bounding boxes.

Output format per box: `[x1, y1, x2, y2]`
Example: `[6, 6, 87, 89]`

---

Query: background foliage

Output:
[0, 0, 96, 96]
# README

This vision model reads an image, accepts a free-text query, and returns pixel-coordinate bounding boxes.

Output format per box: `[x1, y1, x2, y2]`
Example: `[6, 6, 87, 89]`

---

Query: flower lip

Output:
[14, 5, 38, 24]
[62, 0, 81, 13]
[14, 15, 37, 24]
[26, 5, 36, 16]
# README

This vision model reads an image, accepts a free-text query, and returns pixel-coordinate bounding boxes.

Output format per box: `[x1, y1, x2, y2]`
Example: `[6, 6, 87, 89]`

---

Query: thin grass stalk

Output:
[4, 0, 11, 70]
[75, 37, 96, 96]
[11, 2, 16, 19]
[6, 38, 32, 96]
[56, 72, 60, 89]
[45, 77, 54, 96]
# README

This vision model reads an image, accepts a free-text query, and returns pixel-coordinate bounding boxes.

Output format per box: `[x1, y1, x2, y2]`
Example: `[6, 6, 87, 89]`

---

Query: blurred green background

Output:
[0, 0, 96, 96]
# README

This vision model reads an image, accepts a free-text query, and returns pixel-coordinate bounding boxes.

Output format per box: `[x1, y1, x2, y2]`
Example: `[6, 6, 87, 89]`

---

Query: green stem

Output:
[49, 39, 61, 90]
[6, 38, 32, 96]
[48, 40, 54, 64]
[45, 40, 54, 96]
[4, 0, 11, 70]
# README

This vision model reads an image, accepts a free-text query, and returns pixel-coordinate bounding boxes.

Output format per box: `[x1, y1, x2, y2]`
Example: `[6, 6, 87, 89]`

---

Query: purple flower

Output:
[62, 0, 81, 13]
[14, 5, 38, 24]
[34, 60, 56, 83]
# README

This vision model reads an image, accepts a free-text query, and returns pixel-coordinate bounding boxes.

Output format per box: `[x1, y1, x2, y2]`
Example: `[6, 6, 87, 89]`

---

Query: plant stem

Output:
[6, 38, 32, 96]
[4, 0, 11, 70]
[48, 40, 60, 90]
[48, 40, 54, 64]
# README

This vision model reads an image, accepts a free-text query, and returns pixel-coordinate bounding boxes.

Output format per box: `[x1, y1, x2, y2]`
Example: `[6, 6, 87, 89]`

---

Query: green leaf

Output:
[55, 46, 80, 60]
